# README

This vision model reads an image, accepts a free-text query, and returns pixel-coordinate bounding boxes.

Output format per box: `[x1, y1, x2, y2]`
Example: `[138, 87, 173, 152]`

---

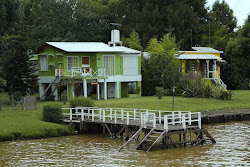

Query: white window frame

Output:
[67, 56, 79, 71]
[123, 55, 138, 76]
[102, 55, 115, 76]
[40, 55, 48, 71]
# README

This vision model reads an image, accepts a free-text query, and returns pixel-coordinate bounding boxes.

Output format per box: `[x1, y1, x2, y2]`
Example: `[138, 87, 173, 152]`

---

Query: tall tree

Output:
[1, 26, 38, 96]
[115, 0, 206, 50]
[222, 15, 250, 89]
[121, 29, 143, 51]
[142, 33, 180, 95]
[210, 0, 237, 33]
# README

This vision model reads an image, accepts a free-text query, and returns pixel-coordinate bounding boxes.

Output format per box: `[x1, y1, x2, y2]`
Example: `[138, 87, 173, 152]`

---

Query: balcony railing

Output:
[55, 67, 106, 77]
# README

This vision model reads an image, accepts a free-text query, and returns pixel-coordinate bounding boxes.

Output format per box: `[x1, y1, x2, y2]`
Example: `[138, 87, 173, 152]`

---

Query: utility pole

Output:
[187, 29, 192, 48]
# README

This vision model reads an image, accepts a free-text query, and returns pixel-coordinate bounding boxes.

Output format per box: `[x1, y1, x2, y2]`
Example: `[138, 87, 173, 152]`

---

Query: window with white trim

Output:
[123, 56, 138, 75]
[40, 55, 48, 71]
[67, 56, 78, 71]
[102, 55, 115, 75]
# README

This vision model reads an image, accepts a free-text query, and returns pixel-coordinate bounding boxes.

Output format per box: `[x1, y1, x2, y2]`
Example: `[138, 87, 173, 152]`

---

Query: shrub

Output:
[46, 94, 55, 101]
[69, 96, 94, 108]
[155, 87, 164, 99]
[43, 103, 63, 123]
[61, 90, 67, 105]
[221, 90, 233, 100]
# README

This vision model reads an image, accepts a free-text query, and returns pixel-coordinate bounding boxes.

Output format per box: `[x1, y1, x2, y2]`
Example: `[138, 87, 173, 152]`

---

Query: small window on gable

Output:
[40, 55, 48, 71]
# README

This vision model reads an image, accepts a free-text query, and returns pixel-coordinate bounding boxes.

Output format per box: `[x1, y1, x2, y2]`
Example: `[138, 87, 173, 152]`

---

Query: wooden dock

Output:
[62, 107, 216, 152]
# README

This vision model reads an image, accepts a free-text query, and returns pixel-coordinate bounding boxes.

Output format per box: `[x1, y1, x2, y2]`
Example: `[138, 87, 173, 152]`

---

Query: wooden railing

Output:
[61, 107, 201, 131]
[55, 67, 106, 77]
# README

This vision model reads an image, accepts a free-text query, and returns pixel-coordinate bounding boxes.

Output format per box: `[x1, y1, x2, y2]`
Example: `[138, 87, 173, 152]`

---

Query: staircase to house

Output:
[41, 77, 61, 100]
[212, 78, 227, 90]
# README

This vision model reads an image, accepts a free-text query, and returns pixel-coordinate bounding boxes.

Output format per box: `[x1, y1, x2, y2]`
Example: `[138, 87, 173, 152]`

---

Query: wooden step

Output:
[153, 131, 163, 134]
[144, 139, 153, 142]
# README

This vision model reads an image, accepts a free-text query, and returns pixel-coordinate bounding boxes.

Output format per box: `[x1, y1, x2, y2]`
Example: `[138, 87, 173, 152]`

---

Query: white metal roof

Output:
[116, 46, 141, 54]
[192, 47, 223, 53]
[46, 42, 125, 53]
[176, 54, 222, 60]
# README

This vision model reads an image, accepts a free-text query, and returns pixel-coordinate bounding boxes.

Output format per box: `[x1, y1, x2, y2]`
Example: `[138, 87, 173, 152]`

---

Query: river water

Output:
[0, 121, 249, 167]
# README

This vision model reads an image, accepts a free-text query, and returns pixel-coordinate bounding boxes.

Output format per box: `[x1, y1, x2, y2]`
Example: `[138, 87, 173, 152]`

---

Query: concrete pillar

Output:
[104, 79, 107, 100]
[83, 78, 87, 98]
[213, 60, 217, 79]
[115, 81, 119, 98]
[206, 60, 210, 79]
[39, 83, 45, 100]
[97, 82, 100, 100]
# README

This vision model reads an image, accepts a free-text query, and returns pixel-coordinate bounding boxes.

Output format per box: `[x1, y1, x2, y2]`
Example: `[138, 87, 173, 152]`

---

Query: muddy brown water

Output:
[0, 121, 249, 166]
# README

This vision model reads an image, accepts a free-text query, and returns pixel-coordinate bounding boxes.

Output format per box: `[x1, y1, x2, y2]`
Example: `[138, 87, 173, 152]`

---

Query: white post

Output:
[188, 112, 192, 125]
[70, 109, 72, 120]
[126, 112, 129, 125]
[141, 113, 144, 127]
[115, 81, 119, 98]
[172, 112, 175, 125]
[133, 109, 136, 120]
[121, 108, 124, 120]
[104, 79, 107, 100]
[182, 114, 186, 129]
[114, 110, 117, 124]
[71, 69, 73, 77]
[81, 108, 84, 121]
[103, 109, 106, 122]
[164, 115, 168, 131]
[198, 112, 201, 129]
[83, 78, 87, 98]
[87, 108, 90, 119]
[213, 60, 217, 79]
[92, 109, 94, 121]
[206, 60, 210, 79]
[153, 113, 156, 129]
[99, 108, 102, 119]
[159, 111, 161, 124]
[97, 83, 100, 100]
[110, 108, 112, 120]
[144, 114, 147, 128]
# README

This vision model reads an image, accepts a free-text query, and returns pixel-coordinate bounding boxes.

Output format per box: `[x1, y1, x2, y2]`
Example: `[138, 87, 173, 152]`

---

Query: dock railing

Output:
[62, 107, 201, 130]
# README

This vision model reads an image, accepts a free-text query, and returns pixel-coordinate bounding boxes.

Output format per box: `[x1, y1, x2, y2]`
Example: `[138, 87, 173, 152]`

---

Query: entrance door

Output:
[82, 57, 90, 73]
[108, 83, 115, 98]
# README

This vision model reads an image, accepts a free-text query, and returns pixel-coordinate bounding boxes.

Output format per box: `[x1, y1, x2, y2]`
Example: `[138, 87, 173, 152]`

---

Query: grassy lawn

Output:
[95, 90, 250, 112]
[0, 90, 249, 141]
[0, 93, 74, 141]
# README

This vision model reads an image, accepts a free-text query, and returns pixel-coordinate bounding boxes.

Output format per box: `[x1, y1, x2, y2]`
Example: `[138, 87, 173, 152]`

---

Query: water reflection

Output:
[0, 121, 249, 166]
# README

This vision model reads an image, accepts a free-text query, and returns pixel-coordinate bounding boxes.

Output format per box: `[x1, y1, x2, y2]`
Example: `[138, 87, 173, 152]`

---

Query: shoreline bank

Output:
[201, 108, 250, 125]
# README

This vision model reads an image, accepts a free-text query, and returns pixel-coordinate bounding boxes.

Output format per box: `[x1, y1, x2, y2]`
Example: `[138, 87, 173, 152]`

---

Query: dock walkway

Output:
[62, 107, 215, 151]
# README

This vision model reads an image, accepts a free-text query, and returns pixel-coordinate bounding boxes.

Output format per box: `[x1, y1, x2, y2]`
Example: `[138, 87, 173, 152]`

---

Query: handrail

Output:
[62, 107, 201, 130]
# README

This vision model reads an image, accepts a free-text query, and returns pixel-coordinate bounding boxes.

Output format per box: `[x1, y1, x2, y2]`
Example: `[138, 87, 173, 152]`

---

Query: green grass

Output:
[0, 90, 249, 141]
[0, 93, 75, 141]
[95, 90, 250, 112]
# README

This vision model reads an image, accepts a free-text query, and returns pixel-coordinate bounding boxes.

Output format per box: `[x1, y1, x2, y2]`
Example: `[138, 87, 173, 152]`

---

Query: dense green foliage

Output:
[43, 104, 63, 123]
[155, 87, 164, 99]
[142, 33, 180, 96]
[222, 15, 250, 89]
[69, 96, 95, 108]
[179, 73, 233, 100]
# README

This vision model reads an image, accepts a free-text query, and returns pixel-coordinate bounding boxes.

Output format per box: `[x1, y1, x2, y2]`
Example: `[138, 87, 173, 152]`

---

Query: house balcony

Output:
[55, 67, 106, 78]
